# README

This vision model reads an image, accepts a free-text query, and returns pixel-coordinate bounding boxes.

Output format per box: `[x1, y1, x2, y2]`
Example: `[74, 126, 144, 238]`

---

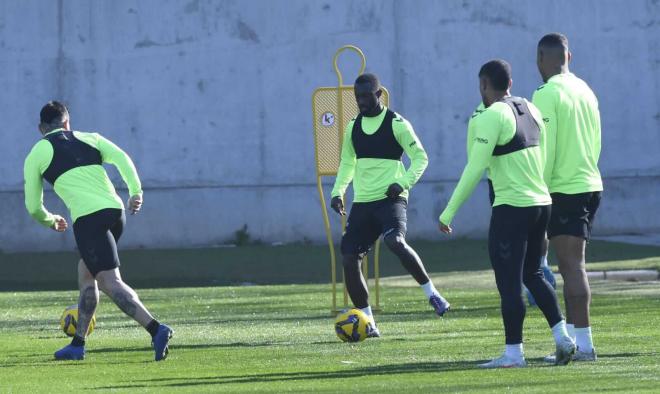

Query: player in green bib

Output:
[24, 101, 172, 361]
[469, 102, 558, 307]
[439, 60, 575, 368]
[330, 74, 450, 336]
[533, 33, 603, 362]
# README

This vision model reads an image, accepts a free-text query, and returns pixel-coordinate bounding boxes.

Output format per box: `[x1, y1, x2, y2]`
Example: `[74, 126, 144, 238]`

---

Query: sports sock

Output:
[146, 319, 161, 337]
[71, 335, 85, 347]
[421, 280, 439, 298]
[551, 320, 570, 344]
[360, 306, 375, 325]
[566, 323, 576, 340]
[504, 343, 523, 360]
[540, 254, 549, 268]
[574, 327, 594, 352]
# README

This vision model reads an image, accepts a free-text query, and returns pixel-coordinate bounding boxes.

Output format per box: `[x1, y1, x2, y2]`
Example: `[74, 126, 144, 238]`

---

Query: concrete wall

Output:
[1, 0, 659, 252]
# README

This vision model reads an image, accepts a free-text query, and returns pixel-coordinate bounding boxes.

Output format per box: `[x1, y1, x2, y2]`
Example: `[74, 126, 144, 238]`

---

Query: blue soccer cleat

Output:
[152, 324, 173, 361]
[54, 344, 85, 360]
[527, 265, 557, 306]
[429, 294, 451, 316]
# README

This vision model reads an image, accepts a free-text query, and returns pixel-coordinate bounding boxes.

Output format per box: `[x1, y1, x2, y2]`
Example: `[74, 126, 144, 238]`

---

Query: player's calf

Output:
[383, 232, 451, 315]
[97, 269, 173, 361]
[341, 254, 370, 309]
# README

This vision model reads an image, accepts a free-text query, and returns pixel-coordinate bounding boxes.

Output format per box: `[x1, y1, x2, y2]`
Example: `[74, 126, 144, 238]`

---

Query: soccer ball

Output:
[335, 309, 369, 342]
[60, 304, 96, 337]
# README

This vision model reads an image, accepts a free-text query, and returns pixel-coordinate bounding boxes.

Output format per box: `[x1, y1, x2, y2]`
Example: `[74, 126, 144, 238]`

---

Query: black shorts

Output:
[73, 208, 125, 277]
[340, 197, 407, 257]
[548, 192, 601, 240]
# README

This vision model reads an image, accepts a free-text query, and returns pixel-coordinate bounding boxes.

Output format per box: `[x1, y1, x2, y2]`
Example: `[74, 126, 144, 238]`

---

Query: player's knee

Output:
[495, 277, 523, 301]
[97, 280, 114, 296]
[557, 258, 583, 272]
[522, 270, 543, 287]
[558, 265, 587, 282]
[78, 272, 96, 287]
[96, 272, 122, 292]
[383, 231, 406, 253]
[500, 292, 524, 311]
[341, 254, 360, 270]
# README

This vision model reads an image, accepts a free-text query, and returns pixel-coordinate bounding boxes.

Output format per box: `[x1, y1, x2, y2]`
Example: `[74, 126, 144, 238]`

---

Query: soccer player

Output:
[533, 33, 603, 362]
[470, 105, 558, 308]
[438, 60, 575, 368]
[23, 101, 173, 361]
[330, 73, 450, 336]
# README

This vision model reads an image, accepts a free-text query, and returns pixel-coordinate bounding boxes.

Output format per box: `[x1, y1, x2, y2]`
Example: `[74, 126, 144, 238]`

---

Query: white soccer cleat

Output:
[366, 322, 381, 338]
[553, 336, 577, 365]
[478, 354, 527, 369]
[544, 347, 596, 363]
[573, 348, 597, 361]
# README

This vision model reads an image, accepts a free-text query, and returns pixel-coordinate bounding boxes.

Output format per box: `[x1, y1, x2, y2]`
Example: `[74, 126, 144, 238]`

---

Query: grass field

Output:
[1, 265, 659, 392]
[2, 239, 660, 290]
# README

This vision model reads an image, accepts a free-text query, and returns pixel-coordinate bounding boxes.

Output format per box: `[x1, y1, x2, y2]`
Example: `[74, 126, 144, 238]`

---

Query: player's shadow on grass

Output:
[0, 319, 65, 329]
[381, 305, 500, 318]
[88, 341, 294, 354]
[91, 351, 660, 391]
[525, 351, 657, 365]
[589, 352, 658, 360]
[93, 360, 484, 390]
[0, 358, 152, 368]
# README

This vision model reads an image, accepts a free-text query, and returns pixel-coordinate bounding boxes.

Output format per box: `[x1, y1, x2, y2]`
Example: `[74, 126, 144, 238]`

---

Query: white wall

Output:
[1, 0, 658, 251]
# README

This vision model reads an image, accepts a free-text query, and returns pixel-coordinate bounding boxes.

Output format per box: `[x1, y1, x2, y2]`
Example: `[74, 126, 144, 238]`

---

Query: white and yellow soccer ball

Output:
[60, 304, 96, 337]
[335, 308, 370, 343]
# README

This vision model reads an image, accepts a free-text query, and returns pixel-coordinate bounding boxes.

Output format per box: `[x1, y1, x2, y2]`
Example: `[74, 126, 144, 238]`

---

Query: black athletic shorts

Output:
[340, 197, 407, 257]
[73, 208, 125, 277]
[548, 191, 601, 240]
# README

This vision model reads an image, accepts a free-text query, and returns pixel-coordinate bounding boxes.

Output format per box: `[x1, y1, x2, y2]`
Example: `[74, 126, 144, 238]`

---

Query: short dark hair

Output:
[40, 101, 69, 126]
[478, 59, 511, 91]
[538, 33, 569, 50]
[354, 73, 380, 89]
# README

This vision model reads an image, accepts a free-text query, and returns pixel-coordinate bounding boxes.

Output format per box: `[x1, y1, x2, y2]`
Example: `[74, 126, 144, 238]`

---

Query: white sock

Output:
[566, 323, 576, 340]
[504, 343, 524, 360]
[540, 254, 549, 267]
[421, 281, 439, 298]
[360, 306, 375, 325]
[575, 327, 594, 352]
[551, 320, 570, 344]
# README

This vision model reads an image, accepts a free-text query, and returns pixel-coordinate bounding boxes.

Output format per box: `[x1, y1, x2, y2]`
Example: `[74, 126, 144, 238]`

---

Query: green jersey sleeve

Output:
[439, 108, 502, 225]
[467, 103, 486, 156]
[331, 121, 356, 199]
[74, 132, 143, 196]
[393, 116, 428, 190]
[23, 140, 56, 227]
[532, 87, 557, 186]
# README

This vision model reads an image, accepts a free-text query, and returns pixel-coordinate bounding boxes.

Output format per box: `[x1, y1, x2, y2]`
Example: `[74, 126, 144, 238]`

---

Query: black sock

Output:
[71, 335, 85, 347]
[146, 319, 160, 337]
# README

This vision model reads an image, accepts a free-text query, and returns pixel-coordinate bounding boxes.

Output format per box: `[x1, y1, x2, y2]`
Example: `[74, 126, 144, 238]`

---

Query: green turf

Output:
[0, 270, 659, 393]
[1, 239, 658, 290]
